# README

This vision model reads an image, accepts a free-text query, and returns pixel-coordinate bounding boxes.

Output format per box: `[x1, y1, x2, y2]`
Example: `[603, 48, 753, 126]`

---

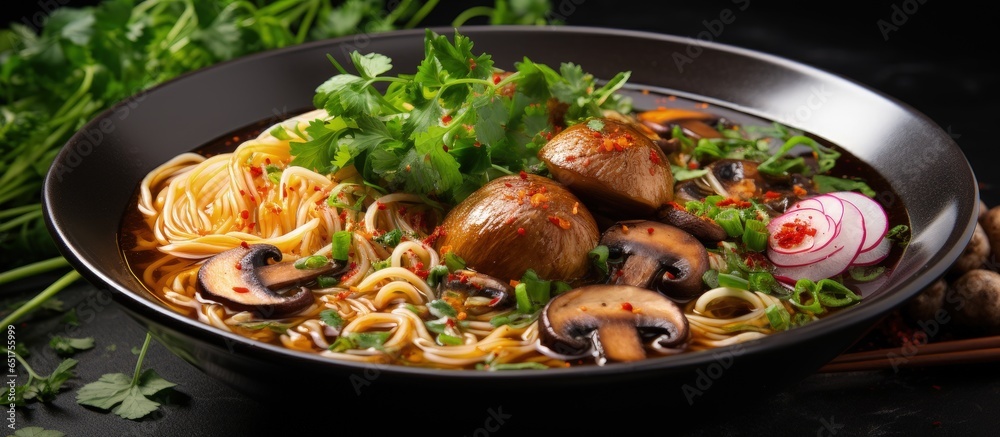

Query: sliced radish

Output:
[827, 191, 888, 252]
[851, 237, 891, 266]
[771, 199, 867, 281]
[790, 194, 845, 224]
[766, 207, 833, 255]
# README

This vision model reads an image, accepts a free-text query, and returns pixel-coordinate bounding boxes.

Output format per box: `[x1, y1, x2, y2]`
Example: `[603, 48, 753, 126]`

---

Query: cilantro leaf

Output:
[12, 358, 77, 406]
[49, 336, 95, 356]
[9, 427, 66, 437]
[76, 333, 177, 420]
[350, 51, 393, 79]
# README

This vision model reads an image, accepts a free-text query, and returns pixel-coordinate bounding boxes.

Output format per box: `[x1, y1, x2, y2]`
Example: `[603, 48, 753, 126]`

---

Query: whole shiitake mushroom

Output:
[435, 173, 599, 283]
[538, 117, 674, 219]
[948, 269, 1000, 334]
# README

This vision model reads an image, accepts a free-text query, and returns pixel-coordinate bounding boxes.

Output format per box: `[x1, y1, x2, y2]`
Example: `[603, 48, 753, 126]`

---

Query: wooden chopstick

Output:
[817, 335, 1000, 373]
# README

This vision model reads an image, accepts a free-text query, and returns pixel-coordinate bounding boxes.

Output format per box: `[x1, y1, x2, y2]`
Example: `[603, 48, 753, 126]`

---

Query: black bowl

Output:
[43, 26, 976, 432]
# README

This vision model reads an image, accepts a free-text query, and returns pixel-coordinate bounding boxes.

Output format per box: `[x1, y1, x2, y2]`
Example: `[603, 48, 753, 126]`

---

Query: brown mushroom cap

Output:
[438, 269, 516, 314]
[538, 284, 689, 363]
[538, 118, 674, 218]
[601, 220, 710, 301]
[197, 244, 348, 317]
[436, 174, 599, 283]
[657, 204, 728, 243]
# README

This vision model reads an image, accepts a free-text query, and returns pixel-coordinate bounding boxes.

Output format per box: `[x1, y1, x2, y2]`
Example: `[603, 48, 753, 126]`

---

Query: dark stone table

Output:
[7, 1, 998, 435]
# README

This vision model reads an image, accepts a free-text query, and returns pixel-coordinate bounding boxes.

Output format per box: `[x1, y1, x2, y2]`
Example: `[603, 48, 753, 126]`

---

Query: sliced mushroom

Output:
[437, 269, 516, 314]
[197, 244, 349, 317]
[674, 159, 813, 206]
[538, 118, 674, 218]
[601, 220, 709, 301]
[436, 173, 599, 282]
[538, 284, 689, 363]
[657, 204, 728, 243]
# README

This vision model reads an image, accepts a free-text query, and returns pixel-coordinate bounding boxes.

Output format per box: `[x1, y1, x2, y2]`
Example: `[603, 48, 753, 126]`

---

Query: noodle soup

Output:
[119, 30, 909, 370]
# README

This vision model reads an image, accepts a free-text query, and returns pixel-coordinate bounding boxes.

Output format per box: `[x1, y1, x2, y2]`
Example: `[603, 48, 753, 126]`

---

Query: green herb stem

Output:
[405, 0, 440, 29]
[0, 203, 41, 220]
[131, 332, 153, 386]
[452, 6, 495, 27]
[0, 256, 70, 285]
[0, 208, 42, 233]
[0, 269, 80, 328]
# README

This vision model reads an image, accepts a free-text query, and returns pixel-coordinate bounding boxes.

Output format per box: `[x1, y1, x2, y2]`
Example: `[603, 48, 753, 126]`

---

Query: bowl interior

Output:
[43, 26, 977, 405]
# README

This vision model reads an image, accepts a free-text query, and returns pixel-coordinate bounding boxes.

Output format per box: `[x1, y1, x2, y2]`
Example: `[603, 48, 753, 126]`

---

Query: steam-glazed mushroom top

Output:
[600, 220, 710, 301]
[538, 284, 689, 363]
[538, 118, 674, 218]
[436, 173, 600, 283]
[197, 244, 348, 317]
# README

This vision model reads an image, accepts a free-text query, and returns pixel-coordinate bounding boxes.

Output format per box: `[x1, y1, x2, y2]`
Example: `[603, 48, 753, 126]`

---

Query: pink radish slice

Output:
[851, 238, 891, 266]
[768, 214, 840, 266]
[790, 194, 845, 224]
[771, 200, 867, 281]
[766, 207, 833, 255]
[826, 191, 888, 252]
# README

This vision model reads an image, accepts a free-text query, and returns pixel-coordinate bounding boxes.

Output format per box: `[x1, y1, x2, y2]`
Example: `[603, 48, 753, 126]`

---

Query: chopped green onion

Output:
[588, 245, 609, 278]
[316, 275, 339, 288]
[514, 283, 532, 314]
[790, 279, 824, 314]
[427, 265, 449, 287]
[489, 315, 511, 327]
[332, 231, 352, 261]
[436, 333, 463, 346]
[714, 209, 744, 238]
[520, 269, 551, 311]
[717, 273, 749, 290]
[371, 259, 391, 271]
[742, 219, 768, 252]
[764, 304, 791, 331]
[484, 362, 550, 371]
[815, 279, 862, 307]
[702, 269, 720, 288]
[294, 255, 329, 270]
[748, 272, 789, 298]
[552, 281, 572, 295]
[848, 265, 885, 282]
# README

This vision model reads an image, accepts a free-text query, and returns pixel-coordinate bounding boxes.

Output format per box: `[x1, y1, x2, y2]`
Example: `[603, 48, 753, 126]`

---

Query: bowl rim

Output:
[42, 24, 978, 381]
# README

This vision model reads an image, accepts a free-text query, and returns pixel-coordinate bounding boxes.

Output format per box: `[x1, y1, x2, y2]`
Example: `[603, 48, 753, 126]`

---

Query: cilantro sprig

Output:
[76, 332, 177, 420]
[292, 29, 632, 203]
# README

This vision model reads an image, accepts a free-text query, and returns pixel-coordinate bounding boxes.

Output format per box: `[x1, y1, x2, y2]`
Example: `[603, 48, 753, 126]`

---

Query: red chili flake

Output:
[422, 225, 447, 246]
[232, 286, 250, 294]
[664, 271, 676, 280]
[793, 185, 808, 197]
[234, 263, 242, 271]
[764, 191, 782, 200]
[240, 209, 250, 219]
[239, 189, 246, 196]
[613, 269, 624, 278]
[468, 58, 477, 70]
[504, 216, 516, 225]
[446, 318, 456, 328]
[474, 141, 482, 147]
[441, 114, 452, 124]
[669, 201, 686, 210]
[621, 302, 633, 312]
[504, 182, 513, 188]
[265, 158, 271, 164]
[517, 227, 526, 236]
[548, 216, 571, 229]
[314, 186, 321, 191]
[240, 241, 250, 249]
[519, 170, 528, 180]
[493, 73, 502, 85]
[649, 149, 662, 165]
[336, 291, 350, 300]
[248, 222, 256, 231]
[687, 161, 699, 169]
[565, 155, 576, 162]
[774, 219, 818, 249]
[249, 166, 263, 177]
[592, 131, 602, 138]
[377, 202, 387, 210]
[647, 227, 655, 235]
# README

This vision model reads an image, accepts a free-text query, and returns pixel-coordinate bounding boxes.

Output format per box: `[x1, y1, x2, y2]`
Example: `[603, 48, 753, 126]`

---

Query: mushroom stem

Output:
[597, 323, 646, 362]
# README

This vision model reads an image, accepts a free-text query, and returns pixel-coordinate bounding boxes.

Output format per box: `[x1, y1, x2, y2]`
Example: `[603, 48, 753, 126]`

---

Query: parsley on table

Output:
[5, 356, 77, 406]
[7, 427, 66, 437]
[48, 335, 95, 356]
[76, 332, 177, 420]
[292, 29, 632, 204]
